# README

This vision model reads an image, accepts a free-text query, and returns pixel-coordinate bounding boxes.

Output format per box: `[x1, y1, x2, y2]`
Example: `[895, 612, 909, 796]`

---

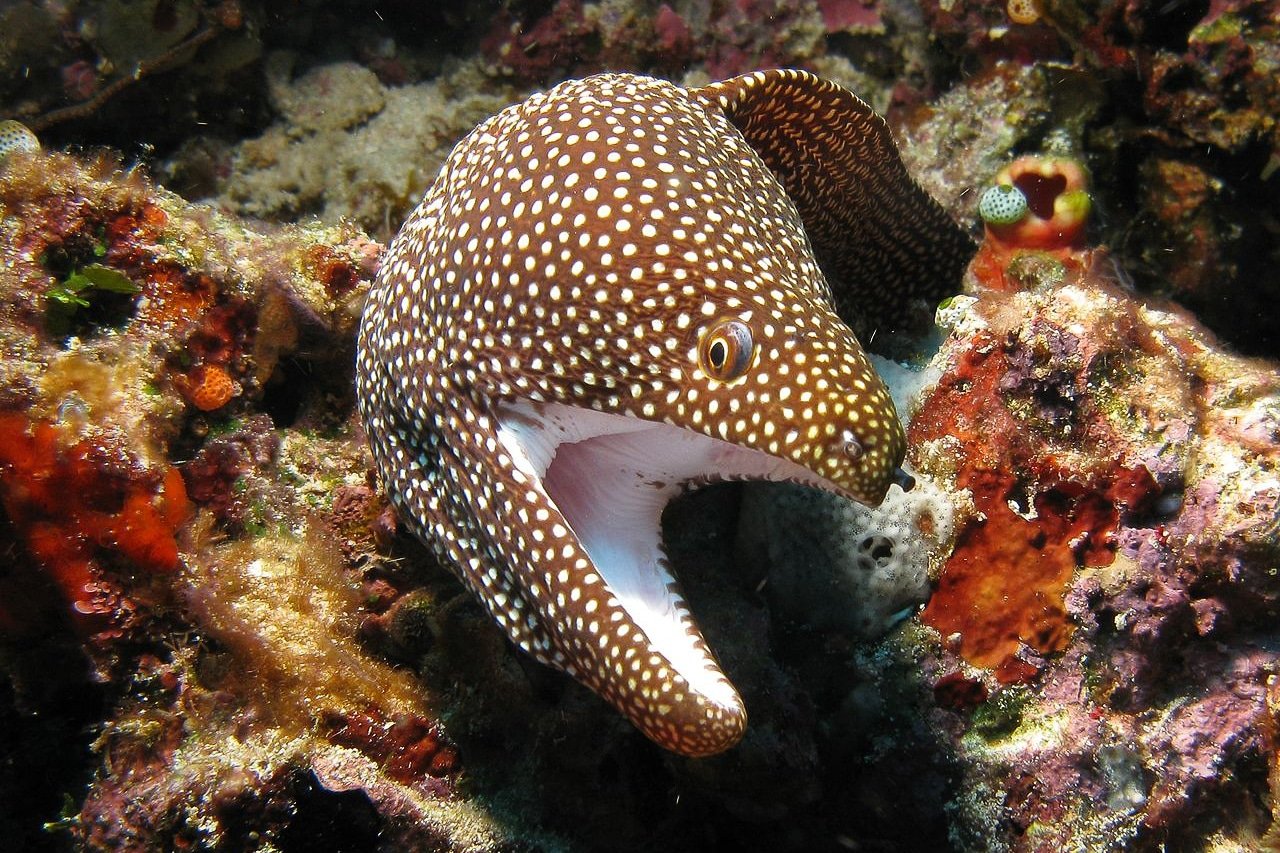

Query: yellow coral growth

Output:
[1007, 0, 1040, 25]
[182, 517, 428, 734]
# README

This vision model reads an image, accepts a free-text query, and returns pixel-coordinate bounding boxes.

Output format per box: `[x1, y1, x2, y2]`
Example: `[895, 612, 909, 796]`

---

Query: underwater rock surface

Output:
[912, 239, 1280, 850]
[2, 2, 1280, 851]
[0, 150, 496, 851]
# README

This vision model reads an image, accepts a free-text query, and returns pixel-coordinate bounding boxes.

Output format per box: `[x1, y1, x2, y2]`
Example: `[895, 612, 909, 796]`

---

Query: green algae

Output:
[969, 687, 1032, 741]
[46, 263, 140, 337]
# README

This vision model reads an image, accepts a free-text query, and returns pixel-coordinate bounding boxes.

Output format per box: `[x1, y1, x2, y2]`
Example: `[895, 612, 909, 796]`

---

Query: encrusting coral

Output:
[0, 149, 526, 850]
[215, 57, 522, 232]
[902, 157, 1280, 846]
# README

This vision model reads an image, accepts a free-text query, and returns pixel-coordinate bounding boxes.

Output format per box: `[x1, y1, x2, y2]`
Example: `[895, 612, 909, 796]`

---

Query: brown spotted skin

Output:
[356, 71, 971, 756]
[695, 72, 975, 337]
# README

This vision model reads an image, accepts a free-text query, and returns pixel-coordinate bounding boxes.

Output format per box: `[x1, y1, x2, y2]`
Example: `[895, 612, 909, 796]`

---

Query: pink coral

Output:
[653, 4, 693, 58]
[817, 0, 883, 32]
[480, 0, 591, 82]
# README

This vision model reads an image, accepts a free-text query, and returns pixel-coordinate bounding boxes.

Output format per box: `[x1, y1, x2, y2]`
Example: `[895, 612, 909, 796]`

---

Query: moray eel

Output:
[356, 70, 973, 757]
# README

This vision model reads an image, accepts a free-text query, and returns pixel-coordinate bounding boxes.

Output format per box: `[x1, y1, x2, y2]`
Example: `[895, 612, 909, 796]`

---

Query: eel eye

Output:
[700, 319, 754, 381]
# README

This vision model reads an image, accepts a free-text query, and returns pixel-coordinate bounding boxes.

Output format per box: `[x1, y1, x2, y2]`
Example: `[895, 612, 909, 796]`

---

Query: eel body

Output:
[356, 70, 973, 756]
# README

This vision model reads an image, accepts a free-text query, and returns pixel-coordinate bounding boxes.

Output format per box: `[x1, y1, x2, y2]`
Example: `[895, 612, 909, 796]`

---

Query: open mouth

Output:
[494, 397, 851, 708]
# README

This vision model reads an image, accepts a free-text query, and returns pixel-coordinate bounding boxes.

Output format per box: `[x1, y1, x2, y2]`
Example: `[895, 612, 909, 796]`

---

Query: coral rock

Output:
[176, 362, 238, 411]
[0, 415, 191, 642]
[739, 476, 955, 640]
[909, 242, 1280, 846]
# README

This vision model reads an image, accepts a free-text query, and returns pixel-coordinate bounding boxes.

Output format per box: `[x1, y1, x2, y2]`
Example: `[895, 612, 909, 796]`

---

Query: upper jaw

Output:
[497, 396, 865, 505]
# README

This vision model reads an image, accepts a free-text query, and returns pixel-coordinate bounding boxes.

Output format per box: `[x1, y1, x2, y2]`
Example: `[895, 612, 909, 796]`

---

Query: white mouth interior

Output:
[495, 398, 843, 709]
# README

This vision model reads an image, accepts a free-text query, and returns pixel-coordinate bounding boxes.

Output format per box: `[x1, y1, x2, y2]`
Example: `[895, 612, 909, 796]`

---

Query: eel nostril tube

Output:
[893, 467, 916, 492]
[840, 429, 863, 460]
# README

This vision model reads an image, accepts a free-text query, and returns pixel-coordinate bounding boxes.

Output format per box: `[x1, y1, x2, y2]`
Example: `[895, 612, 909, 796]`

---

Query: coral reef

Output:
[479, 0, 831, 84]
[1063, 0, 1280, 356]
[214, 57, 521, 233]
[904, 196, 1280, 846]
[895, 61, 1060, 225]
[207, 2, 894, 236]
[909, 0, 1280, 356]
[2, 2, 1279, 851]
[0, 151, 528, 850]
[15, 0, 255, 150]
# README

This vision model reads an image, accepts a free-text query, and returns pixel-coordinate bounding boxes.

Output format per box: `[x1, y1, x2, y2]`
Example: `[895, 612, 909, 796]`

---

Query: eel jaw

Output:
[494, 397, 855, 751]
